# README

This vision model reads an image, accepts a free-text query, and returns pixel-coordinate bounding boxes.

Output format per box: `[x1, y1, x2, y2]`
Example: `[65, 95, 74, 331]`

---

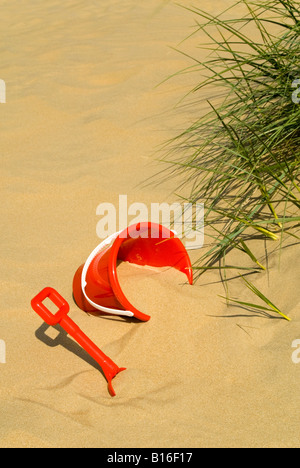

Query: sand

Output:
[0, 0, 299, 448]
[117, 263, 190, 318]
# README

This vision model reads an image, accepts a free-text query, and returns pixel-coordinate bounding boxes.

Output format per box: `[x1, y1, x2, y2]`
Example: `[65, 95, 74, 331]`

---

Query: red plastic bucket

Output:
[73, 222, 193, 321]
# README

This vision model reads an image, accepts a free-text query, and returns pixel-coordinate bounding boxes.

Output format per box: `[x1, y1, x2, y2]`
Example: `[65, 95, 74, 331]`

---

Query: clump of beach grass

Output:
[159, 0, 300, 320]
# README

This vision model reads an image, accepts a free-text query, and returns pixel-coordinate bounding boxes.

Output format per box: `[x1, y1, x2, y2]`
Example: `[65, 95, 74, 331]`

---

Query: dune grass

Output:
[159, 0, 300, 320]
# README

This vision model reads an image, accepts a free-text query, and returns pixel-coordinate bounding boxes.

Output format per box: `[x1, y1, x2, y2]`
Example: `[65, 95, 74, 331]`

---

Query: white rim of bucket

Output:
[81, 230, 134, 317]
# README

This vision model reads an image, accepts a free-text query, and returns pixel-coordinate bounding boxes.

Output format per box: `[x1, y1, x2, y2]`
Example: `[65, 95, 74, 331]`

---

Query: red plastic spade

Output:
[31, 287, 125, 396]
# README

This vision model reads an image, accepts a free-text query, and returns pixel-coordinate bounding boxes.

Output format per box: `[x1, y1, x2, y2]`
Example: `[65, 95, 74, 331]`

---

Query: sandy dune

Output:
[0, 0, 299, 448]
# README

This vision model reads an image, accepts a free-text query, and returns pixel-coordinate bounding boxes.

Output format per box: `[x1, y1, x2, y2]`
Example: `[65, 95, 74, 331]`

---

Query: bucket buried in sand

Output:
[72, 222, 193, 322]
